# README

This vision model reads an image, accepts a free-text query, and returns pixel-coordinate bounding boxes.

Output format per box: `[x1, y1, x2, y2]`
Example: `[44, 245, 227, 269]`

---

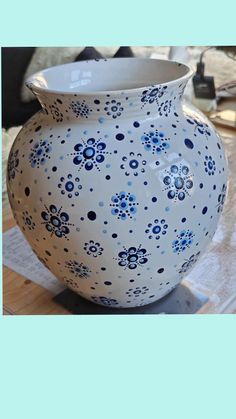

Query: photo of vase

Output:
[7, 58, 228, 308]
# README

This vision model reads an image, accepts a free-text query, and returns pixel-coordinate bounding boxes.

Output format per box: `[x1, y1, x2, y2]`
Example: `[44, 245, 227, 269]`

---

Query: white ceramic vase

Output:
[7, 58, 227, 308]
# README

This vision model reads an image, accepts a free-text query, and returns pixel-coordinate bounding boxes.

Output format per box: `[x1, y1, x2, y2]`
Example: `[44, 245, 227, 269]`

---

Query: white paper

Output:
[3, 226, 65, 295]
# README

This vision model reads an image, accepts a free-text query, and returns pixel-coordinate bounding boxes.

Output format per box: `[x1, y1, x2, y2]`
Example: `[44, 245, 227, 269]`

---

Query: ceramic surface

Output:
[7, 58, 228, 308]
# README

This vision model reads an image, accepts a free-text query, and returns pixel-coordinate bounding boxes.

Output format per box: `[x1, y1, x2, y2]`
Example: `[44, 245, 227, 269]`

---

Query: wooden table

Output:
[3, 118, 236, 315]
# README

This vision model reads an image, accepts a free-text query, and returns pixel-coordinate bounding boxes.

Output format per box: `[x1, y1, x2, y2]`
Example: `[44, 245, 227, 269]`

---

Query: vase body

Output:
[7, 58, 228, 308]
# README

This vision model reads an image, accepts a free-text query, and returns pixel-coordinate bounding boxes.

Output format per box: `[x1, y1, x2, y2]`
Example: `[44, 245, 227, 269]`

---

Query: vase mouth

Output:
[26, 58, 193, 97]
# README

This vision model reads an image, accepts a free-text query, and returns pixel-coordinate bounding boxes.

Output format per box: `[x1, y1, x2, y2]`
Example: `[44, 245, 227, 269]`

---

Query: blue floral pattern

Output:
[172, 230, 194, 254]
[187, 116, 211, 137]
[104, 99, 124, 118]
[110, 191, 138, 220]
[120, 152, 146, 176]
[162, 164, 194, 201]
[58, 174, 82, 198]
[65, 260, 91, 278]
[70, 138, 109, 171]
[91, 296, 119, 306]
[22, 210, 35, 231]
[41, 204, 73, 238]
[204, 155, 216, 175]
[141, 85, 167, 107]
[140, 129, 170, 154]
[29, 139, 52, 168]
[158, 99, 172, 116]
[84, 240, 103, 257]
[8, 148, 19, 180]
[178, 251, 200, 274]
[70, 100, 91, 118]
[145, 219, 168, 240]
[116, 245, 150, 269]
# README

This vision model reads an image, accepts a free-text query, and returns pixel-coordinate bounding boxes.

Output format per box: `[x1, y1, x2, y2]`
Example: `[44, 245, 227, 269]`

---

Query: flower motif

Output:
[91, 296, 119, 306]
[69, 137, 109, 171]
[158, 99, 172, 116]
[7, 148, 19, 180]
[178, 252, 201, 274]
[140, 129, 170, 155]
[22, 210, 35, 231]
[186, 116, 211, 137]
[84, 240, 103, 257]
[104, 99, 124, 118]
[41, 204, 73, 239]
[115, 245, 150, 270]
[162, 163, 194, 201]
[58, 173, 82, 198]
[120, 152, 146, 176]
[204, 155, 216, 175]
[49, 102, 63, 122]
[29, 139, 52, 168]
[145, 218, 168, 240]
[172, 230, 194, 254]
[64, 277, 81, 290]
[69, 100, 92, 118]
[65, 260, 91, 278]
[216, 184, 227, 213]
[110, 191, 139, 220]
[125, 286, 149, 298]
[141, 85, 167, 107]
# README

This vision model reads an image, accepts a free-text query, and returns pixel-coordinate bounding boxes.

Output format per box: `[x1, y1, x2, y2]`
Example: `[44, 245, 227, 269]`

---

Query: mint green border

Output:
[1, 1, 236, 418]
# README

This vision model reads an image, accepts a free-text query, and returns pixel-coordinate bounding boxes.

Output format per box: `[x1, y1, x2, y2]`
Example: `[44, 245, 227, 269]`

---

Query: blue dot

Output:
[87, 211, 96, 221]
[165, 206, 170, 212]
[116, 133, 124, 141]
[98, 117, 105, 124]
[133, 121, 140, 128]
[181, 217, 186, 223]
[152, 197, 157, 202]
[103, 229, 107, 233]
[184, 138, 194, 149]
[202, 206, 208, 215]
[199, 183, 203, 189]
[106, 164, 111, 168]
[99, 201, 104, 207]
[127, 181, 132, 186]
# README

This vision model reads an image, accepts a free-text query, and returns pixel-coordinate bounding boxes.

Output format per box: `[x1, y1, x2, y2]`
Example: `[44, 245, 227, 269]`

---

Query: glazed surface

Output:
[7, 65, 227, 307]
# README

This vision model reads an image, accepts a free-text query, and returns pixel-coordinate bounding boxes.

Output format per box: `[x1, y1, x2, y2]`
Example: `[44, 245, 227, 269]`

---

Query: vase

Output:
[7, 58, 228, 308]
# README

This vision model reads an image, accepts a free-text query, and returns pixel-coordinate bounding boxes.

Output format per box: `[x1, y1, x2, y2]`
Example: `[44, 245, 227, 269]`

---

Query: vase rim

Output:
[26, 58, 193, 98]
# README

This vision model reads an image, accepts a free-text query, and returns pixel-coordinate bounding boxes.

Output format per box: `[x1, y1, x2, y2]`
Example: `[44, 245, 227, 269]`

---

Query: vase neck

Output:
[28, 80, 188, 124]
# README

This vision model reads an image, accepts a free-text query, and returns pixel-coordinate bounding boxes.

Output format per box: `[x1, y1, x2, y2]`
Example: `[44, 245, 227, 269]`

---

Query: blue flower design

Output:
[58, 173, 82, 198]
[158, 99, 172, 116]
[115, 245, 150, 270]
[8, 148, 19, 180]
[104, 99, 124, 118]
[29, 139, 52, 168]
[186, 116, 211, 137]
[178, 251, 200, 274]
[65, 260, 91, 278]
[41, 204, 73, 239]
[22, 210, 35, 231]
[110, 191, 139, 220]
[120, 152, 146, 176]
[70, 100, 91, 118]
[69, 138, 109, 171]
[216, 184, 227, 213]
[140, 130, 170, 154]
[162, 164, 194, 201]
[141, 85, 167, 107]
[204, 155, 216, 175]
[145, 218, 168, 240]
[49, 102, 63, 122]
[172, 230, 194, 254]
[91, 296, 119, 306]
[84, 240, 103, 257]
[125, 286, 149, 298]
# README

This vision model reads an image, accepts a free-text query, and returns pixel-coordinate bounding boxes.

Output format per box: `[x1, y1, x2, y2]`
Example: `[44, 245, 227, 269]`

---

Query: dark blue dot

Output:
[25, 187, 30, 196]
[202, 206, 208, 215]
[94, 99, 100, 104]
[106, 175, 111, 180]
[181, 217, 186, 223]
[152, 197, 157, 203]
[35, 125, 41, 132]
[87, 211, 96, 221]
[158, 268, 164, 274]
[104, 281, 111, 285]
[116, 133, 124, 141]
[184, 138, 194, 149]
[199, 183, 203, 189]
[112, 233, 117, 238]
[101, 267, 106, 271]
[133, 121, 140, 128]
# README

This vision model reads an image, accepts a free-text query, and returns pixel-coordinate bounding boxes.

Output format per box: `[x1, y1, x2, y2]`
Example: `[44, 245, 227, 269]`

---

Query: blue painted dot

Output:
[133, 121, 140, 128]
[104, 281, 111, 285]
[87, 211, 96, 221]
[181, 217, 186, 223]
[127, 181, 132, 186]
[103, 229, 107, 234]
[98, 117, 105, 124]
[184, 138, 194, 149]
[152, 197, 157, 203]
[165, 206, 170, 212]
[99, 201, 104, 207]
[106, 164, 111, 168]
[116, 133, 125, 141]
[202, 206, 208, 215]
[199, 183, 203, 189]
